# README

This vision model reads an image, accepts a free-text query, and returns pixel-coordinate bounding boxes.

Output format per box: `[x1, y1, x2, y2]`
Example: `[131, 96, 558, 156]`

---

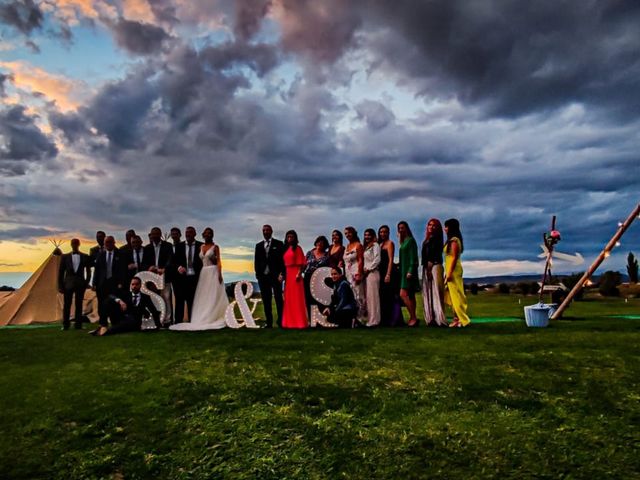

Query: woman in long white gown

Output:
[343, 226, 366, 324]
[363, 228, 381, 327]
[170, 227, 229, 331]
[421, 218, 446, 326]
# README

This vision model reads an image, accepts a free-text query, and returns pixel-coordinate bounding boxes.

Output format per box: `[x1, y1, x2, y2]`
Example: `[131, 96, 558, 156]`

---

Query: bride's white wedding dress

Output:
[170, 244, 229, 331]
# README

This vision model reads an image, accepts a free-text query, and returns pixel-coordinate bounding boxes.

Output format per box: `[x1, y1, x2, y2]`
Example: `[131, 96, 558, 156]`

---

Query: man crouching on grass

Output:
[90, 277, 159, 336]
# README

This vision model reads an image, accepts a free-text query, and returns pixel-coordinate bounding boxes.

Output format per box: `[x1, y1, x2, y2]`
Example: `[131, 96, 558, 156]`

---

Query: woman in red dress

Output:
[281, 230, 309, 329]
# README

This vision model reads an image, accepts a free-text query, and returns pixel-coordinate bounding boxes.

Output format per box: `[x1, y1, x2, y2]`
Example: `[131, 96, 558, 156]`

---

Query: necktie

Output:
[187, 243, 193, 269]
[136, 250, 141, 268]
[155, 244, 160, 267]
[264, 240, 270, 275]
[133, 294, 139, 306]
[106, 252, 113, 279]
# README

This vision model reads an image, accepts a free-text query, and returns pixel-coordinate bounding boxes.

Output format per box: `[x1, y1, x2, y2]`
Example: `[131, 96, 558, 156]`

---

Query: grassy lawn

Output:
[1, 293, 639, 479]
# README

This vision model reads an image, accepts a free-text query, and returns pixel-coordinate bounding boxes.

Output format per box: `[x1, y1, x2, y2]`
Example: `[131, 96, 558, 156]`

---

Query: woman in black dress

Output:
[378, 225, 399, 326]
[328, 229, 345, 269]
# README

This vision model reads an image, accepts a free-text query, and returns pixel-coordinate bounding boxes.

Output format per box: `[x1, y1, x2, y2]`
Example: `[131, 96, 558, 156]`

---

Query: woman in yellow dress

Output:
[444, 218, 470, 327]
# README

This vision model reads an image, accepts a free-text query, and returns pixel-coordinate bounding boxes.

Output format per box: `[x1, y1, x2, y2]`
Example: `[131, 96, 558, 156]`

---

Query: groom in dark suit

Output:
[171, 226, 203, 323]
[58, 238, 91, 330]
[254, 225, 285, 328]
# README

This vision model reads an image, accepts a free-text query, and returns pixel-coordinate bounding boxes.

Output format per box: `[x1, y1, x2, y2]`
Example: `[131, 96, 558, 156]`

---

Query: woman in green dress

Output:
[397, 221, 419, 327]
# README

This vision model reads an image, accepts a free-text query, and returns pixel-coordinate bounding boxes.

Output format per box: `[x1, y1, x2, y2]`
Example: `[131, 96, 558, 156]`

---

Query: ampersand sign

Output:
[225, 280, 261, 328]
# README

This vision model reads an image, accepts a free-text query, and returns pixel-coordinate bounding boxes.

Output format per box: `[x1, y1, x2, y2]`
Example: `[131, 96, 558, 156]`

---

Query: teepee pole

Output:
[551, 202, 640, 320]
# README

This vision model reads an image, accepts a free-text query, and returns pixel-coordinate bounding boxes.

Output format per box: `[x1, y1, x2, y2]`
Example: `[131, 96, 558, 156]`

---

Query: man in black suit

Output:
[58, 238, 92, 330]
[92, 235, 126, 328]
[144, 227, 173, 324]
[93, 276, 160, 336]
[118, 229, 136, 257]
[89, 230, 106, 265]
[172, 226, 203, 323]
[124, 235, 147, 283]
[254, 224, 285, 328]
[169, 227, 182, 255]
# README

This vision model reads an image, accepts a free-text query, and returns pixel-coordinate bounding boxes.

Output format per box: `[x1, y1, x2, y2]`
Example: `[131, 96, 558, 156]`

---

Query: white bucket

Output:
[524, 303, 554, 327]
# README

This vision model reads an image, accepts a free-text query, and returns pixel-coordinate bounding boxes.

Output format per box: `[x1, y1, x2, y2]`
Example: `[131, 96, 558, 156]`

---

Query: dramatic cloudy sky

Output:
[0, 0, 638, 281]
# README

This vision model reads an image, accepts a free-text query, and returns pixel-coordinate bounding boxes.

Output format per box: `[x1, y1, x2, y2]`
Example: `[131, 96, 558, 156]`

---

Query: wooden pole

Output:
[551, 202, 640, 320]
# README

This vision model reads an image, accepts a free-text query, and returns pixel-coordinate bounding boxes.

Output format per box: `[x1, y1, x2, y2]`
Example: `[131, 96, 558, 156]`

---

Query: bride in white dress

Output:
[170, 227, 229, 331]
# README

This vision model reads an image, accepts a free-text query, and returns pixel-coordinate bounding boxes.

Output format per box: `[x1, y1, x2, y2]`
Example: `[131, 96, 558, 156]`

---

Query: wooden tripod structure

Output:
[539, 215, 557, 303]
[551, 202, 640, 320]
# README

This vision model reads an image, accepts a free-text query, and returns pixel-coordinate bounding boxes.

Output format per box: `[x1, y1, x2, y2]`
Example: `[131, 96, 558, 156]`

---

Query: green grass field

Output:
[1, 293, 639, 479]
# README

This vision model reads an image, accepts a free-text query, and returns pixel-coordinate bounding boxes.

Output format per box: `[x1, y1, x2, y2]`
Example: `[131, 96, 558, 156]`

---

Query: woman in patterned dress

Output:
[303, 235, 330, 316]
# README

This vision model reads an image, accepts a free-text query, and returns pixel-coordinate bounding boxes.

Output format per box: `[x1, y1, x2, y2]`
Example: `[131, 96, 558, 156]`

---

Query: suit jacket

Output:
[92, 249, 126, 289]
[58, 252, 91, 291]
[143, 241, 173, 271]
[89, 244, 104, 266]
[164, 242, 183, 283]
[110, 290, 159, 326]
[171, 241, 204, 281]
[330, 278, 358, 312]
[118, 244, 133, 258]
[254, 238, 285, 280]
[123, 248, 148, 281]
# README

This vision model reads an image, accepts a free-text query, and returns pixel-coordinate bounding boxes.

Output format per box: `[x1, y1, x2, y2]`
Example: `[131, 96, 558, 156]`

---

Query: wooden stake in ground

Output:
[551, 202, 640, 320]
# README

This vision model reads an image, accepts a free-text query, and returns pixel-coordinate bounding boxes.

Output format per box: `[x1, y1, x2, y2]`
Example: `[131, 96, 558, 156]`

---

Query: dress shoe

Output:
[61, 325, 69, 331]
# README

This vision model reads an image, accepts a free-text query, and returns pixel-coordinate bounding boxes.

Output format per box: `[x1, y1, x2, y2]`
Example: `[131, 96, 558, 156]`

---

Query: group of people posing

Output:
[256, 220, 470, 330]
[56, 219, 470, 335]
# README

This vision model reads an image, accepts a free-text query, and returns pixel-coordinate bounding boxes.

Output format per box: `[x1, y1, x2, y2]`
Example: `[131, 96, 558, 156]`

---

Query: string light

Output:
[309, 267, 338, 328]
[604, 250, 611, 258]
[618, 222, 623, 227]
[224, 281, 260, 328]
[615, 241, 621, 247]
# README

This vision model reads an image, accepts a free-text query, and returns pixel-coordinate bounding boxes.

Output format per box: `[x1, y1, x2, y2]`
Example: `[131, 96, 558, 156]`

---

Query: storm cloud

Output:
[0, 105, 57, 175]
[0, 0, 638, 275]
[107, 18, 173, 56]
[0, 73, 12, 97]
[0, 0, 43, 35]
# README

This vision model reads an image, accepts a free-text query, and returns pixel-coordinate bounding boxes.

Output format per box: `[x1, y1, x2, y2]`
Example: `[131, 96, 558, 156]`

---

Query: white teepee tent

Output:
[0, 247, 97, 326]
